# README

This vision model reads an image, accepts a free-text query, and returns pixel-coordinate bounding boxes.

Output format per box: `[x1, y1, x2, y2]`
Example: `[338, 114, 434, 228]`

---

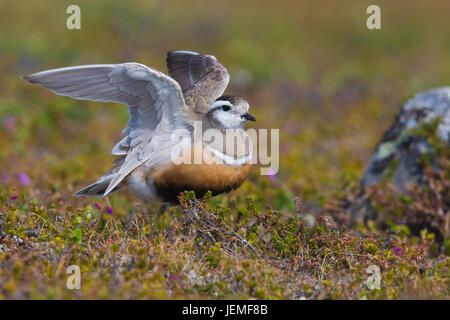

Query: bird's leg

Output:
[149, 204, 167, 237]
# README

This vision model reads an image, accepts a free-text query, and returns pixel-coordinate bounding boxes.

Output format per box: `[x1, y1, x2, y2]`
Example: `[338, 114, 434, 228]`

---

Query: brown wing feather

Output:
[166, 51, 230, 113]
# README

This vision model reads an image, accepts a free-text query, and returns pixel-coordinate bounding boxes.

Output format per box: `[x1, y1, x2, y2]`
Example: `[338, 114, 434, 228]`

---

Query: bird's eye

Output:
[222, 105, 231, 112]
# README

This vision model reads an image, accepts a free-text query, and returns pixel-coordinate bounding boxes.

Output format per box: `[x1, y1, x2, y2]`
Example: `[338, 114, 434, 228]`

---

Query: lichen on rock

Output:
[349, 88, 450, 244]
[362, 87, 450, 192]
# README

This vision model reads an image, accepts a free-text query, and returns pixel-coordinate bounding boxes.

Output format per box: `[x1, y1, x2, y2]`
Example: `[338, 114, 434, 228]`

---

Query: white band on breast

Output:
[205, 145, 252, 167]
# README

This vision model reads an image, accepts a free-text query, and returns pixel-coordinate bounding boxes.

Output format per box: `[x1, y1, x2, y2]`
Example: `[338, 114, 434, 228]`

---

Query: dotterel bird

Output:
[23, 50, 256, 230]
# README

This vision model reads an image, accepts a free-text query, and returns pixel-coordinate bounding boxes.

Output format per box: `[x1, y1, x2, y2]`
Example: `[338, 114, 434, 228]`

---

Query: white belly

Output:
[126, 169, 161, 202]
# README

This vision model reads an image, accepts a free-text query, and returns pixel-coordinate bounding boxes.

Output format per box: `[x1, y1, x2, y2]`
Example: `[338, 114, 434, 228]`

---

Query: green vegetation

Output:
[0, 0, 449, 299]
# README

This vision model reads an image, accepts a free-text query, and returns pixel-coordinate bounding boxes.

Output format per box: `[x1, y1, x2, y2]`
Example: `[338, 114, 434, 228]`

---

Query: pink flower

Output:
[2, 114, 17, 133]
[108, 238, 113, 243]
[392, 247, 403, 256]
[17, 173, 31, 186]
[10, 195, 18, 200]
[106, 206, 113, 215]
[94, 203, 101, 210]
[266, 168, 277, 181]
[169, 273, 184, 282]
[2, 173, 10, 183]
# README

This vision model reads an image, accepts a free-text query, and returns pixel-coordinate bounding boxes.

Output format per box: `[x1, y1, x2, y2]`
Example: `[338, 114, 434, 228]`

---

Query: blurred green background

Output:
[1, 0, 450, 212]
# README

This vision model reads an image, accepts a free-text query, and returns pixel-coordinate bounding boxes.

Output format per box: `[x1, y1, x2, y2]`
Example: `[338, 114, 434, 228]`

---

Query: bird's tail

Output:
[74, 157, 125, 197]
[74, 175, 122, 197]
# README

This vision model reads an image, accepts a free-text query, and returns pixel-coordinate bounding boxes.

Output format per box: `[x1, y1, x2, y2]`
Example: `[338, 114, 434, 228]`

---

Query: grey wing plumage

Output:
[166, 50, 230, 113]
[23, 63, 189, 196]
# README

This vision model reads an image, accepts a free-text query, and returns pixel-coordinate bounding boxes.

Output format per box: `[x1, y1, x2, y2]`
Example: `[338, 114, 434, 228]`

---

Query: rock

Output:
[361, 87, 450, 192]
[341, 88, 450, 245]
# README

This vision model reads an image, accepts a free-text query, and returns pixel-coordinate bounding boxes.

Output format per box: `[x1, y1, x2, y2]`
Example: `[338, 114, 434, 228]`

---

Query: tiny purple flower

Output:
[10, 195, 18, 200]
[2, 173, 10, 183]
[2, 114, 17, 133]
[168, 273, 184, 282]
[392, 247, 403, 256]
[106, 206, 113, 215]
[17, 173, 31, 186]
[168, 274, 177, 281]
[266, 168, 277, 181]
[94, 202, 101, 210]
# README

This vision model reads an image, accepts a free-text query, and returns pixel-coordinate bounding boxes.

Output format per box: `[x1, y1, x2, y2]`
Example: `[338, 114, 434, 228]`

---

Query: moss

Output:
[410, 116, 449, 160]
[1, 0, 450, 300]
[444, 239, 450, 256]
[365, 242, 379, 255]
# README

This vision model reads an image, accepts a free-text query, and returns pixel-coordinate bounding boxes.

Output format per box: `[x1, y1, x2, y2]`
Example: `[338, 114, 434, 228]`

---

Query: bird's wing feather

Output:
[166, 51, 230, 113]
[23, 63, 192, 195]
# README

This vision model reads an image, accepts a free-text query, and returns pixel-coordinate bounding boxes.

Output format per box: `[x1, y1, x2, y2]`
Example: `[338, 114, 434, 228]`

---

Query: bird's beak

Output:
[243, 113, 257, 122]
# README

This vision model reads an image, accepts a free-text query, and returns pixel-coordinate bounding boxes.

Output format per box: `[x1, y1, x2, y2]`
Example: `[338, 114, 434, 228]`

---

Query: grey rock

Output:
[361, 87, 450, 192]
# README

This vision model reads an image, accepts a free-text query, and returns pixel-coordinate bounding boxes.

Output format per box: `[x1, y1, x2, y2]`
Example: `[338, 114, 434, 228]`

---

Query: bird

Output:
[23, 50, 257, 233]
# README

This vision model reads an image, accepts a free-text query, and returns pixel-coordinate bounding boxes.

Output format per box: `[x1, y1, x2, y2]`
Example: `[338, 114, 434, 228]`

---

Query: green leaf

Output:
[72, 229, 82, 244]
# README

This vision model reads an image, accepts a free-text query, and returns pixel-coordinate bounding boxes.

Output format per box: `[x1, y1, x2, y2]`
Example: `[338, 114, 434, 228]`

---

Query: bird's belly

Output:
[152, 163, 252, 203]
[126, 169, 162, 202]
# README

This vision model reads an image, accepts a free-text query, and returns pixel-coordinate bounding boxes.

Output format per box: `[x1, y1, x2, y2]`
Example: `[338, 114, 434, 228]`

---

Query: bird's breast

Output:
[151, 162, 252, 203]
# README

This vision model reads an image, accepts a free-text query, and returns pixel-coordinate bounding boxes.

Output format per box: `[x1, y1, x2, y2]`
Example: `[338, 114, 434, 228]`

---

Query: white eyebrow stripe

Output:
[205, 145, 252, 167]
[209, 100, 233, 110]
[171, 50, 199, 55]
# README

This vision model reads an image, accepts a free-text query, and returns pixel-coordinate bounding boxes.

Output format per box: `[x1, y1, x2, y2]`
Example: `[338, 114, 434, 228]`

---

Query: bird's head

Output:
[207, 95, 256, 130]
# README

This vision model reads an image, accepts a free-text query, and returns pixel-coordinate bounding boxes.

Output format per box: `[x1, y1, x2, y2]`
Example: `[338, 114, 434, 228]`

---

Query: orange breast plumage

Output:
[151, 162, 252, 203]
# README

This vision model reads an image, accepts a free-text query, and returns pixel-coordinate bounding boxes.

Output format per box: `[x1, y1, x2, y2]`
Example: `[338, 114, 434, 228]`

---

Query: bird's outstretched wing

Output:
[166, 50, 230, 113]
[23, 63, 191, 195]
